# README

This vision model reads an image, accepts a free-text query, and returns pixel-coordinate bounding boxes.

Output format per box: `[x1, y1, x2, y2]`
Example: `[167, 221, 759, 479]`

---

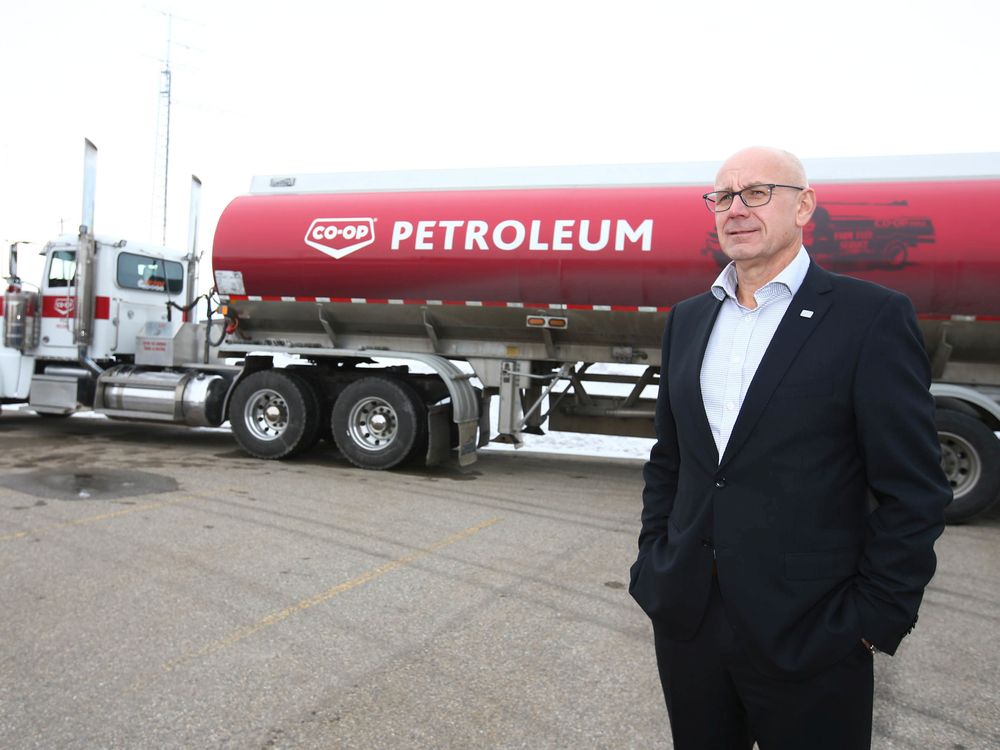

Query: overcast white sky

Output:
[1, 0, 998, 282]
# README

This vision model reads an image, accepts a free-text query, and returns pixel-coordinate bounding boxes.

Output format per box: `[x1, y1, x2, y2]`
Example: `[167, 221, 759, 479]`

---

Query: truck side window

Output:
[47, 250, 77, 288]
[117, 252, 184, 294]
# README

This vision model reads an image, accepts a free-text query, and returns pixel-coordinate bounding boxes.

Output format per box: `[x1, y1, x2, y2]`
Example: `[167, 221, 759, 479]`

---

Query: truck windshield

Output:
[47, 249, 77, 288]
[117, 252, 183, 294]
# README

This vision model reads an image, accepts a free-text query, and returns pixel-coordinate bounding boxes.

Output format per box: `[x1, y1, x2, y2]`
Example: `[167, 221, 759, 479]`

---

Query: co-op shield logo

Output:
[304, 217, 376, 260]
[54, 297, 75, 316]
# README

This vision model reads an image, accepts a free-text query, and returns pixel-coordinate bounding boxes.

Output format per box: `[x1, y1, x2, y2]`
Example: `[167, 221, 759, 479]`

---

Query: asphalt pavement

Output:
[0, 411, 997, 749]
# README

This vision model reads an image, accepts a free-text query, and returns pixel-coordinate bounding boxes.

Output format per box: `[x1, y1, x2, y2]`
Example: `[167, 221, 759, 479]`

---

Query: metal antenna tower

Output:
[151, 13, 173, 245]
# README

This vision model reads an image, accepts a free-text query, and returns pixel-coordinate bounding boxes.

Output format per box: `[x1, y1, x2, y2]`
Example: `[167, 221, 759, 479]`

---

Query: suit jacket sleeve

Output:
[637, 308, 681, 557]
[852, 292, 949, 654]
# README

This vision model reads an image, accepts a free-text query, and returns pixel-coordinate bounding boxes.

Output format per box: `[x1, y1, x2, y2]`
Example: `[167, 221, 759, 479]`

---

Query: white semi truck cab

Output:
[2, 140, 231, 428]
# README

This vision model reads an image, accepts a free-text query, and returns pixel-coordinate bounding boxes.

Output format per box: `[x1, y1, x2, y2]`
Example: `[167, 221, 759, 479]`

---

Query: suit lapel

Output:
[718, 262, 834, 469]
[676, 294, 724, 467]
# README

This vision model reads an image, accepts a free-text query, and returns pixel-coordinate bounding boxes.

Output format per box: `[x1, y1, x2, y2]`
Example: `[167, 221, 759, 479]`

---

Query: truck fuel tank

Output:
[94, 366, 228, 427]
[3, 290, 41, 351]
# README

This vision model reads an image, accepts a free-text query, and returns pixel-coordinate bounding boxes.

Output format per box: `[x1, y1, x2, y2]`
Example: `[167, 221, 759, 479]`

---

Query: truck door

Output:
[38, 247, 79, 356]
[112, 251, 184, 353]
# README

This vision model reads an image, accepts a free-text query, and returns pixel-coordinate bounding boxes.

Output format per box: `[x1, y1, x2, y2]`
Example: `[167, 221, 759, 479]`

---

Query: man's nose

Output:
[727, 195, 751, 217]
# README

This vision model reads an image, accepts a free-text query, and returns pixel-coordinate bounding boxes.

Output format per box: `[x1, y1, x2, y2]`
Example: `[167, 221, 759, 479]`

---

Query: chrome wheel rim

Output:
[243, 388, 289, 441]
[939, 430, 981, 499]
[347, 397, 397, 451]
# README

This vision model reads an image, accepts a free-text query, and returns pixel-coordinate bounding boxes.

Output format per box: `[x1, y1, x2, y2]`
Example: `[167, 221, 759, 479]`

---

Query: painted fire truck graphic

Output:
[704, 200, 936, 269]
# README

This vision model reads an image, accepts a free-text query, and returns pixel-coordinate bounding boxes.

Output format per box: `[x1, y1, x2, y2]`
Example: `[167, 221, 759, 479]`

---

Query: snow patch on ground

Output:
[482, 430, 653, 461]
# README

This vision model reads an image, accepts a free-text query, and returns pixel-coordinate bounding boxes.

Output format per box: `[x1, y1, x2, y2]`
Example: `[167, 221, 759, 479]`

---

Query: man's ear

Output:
[796, 188, 817, 228]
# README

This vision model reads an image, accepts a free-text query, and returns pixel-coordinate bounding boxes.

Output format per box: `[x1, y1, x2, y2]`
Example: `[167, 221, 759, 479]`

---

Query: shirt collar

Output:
[710, 246, 811, 303]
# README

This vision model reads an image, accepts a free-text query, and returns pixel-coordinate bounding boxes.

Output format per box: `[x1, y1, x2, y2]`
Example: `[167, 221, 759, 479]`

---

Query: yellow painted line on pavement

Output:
[0, 494, 199, 542]
[157, 516, 501, 675]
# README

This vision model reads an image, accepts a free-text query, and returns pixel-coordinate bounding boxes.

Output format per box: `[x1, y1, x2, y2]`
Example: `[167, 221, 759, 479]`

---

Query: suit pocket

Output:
[784, 547, 860, 580]
[629, 555, 658, 617]
[629, 534, 680, 618]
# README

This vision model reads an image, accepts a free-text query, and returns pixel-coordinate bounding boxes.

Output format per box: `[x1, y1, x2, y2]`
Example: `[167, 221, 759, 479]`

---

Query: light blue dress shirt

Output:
[700, 246, 811, 461]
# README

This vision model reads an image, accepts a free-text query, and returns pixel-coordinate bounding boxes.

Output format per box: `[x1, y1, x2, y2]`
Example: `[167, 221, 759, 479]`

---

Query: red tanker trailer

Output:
[4, 145, 999, 522]
[214, 166, 999, 318]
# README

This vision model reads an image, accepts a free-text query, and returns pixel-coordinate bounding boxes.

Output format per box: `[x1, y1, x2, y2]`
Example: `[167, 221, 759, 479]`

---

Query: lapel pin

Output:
[800, 309, 814, 318]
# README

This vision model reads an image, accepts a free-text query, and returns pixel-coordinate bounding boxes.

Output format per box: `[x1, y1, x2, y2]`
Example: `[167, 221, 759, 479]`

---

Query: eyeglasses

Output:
[702, 183, 805, 213]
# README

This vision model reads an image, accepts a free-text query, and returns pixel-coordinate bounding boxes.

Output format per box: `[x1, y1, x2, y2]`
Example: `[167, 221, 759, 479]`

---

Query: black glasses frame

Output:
[702, 183, 805, 213]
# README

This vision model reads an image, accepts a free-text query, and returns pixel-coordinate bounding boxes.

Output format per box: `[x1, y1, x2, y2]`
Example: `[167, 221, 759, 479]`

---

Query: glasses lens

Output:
[741, 185, 773, 207]
[707, 192, 733, 212]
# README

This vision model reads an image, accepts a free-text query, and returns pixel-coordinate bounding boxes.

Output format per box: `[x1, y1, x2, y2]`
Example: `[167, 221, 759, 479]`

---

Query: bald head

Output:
[716, 146, 808, 190]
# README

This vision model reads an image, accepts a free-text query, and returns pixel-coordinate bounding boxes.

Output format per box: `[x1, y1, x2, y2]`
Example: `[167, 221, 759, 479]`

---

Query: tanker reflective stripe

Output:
[223, 294, 672, 312]
[304, 218, 376, 259]
[915, 313, 1000, 322]
[389, 218, 653, 252]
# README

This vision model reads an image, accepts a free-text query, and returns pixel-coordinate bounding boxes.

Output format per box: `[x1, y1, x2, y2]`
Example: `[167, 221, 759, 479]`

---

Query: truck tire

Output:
[331, 377, 427, 470]
[936, 409, 1000, 523]
[229, 370, 321, 459]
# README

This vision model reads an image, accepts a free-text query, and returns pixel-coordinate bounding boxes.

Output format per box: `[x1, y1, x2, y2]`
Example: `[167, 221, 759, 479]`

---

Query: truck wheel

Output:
[331, 377, 427, 470]
[229, 370, 321, 459]
[936, 409, 1000, 523]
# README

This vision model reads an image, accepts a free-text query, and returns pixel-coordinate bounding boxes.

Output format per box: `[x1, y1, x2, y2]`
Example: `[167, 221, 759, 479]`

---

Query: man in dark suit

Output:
[629, 146, 950, 749]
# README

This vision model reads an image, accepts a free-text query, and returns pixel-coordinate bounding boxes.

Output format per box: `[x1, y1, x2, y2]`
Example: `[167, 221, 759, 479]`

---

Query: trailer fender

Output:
[931, 383, 1000, 427]
[219, 355, 275, 430]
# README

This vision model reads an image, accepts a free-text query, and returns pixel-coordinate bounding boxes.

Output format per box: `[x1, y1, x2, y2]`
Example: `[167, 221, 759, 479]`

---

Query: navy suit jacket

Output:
[629, 260, 950, 677]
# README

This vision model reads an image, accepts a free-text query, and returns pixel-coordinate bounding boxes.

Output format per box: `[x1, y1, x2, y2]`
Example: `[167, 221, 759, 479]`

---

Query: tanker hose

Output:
[166, 294, 206, 323]
[205, 289, 229, 349]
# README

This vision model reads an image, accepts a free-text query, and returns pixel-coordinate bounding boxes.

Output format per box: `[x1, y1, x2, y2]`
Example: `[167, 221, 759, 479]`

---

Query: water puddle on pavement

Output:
[0, 468, 178, 501]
